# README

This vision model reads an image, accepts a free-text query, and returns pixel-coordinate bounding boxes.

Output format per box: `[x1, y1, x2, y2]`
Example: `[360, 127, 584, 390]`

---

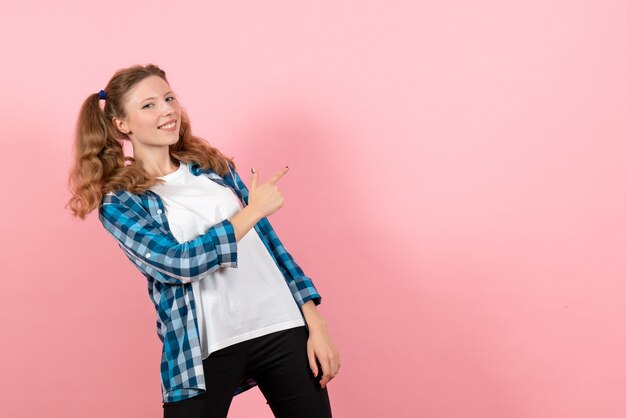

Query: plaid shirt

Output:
[98, 162, 322, 403]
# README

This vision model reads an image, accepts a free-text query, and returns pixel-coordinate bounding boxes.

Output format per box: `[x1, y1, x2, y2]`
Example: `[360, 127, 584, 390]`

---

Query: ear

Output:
[112, 117, 130, 135]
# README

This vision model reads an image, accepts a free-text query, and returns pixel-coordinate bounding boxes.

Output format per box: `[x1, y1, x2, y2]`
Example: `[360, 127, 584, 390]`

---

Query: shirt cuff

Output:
[288, 275, 322, 307]
[208, 219, 238, 268]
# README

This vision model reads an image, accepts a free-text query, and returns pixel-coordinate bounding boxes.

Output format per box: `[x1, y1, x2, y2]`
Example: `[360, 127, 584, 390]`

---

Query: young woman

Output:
[67, 64, 340, 418]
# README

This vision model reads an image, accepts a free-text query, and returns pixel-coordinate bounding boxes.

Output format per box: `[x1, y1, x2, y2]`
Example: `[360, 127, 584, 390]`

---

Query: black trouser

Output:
[163, 325, 333, 418]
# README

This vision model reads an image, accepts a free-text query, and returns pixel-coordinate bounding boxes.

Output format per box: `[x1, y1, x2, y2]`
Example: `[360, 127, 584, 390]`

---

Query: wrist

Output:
[301, 301, 327, 330]
[245, 203, 264, 223]
[307, 317, 327, 331]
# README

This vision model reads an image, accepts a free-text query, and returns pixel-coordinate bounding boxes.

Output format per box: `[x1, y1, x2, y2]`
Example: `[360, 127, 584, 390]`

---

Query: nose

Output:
[161, 100, 175, 115]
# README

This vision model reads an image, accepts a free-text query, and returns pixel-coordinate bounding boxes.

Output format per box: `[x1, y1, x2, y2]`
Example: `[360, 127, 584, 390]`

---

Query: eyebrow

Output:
[140, 91, 174, 103]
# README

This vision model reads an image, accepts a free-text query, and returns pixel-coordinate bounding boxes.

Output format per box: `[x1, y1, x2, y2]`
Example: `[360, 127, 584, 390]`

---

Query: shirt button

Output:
[157, 209, 163, 214]
[146, 253, 151, 258]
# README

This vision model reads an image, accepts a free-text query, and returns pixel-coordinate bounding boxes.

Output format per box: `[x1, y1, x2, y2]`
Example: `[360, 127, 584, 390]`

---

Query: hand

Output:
[248, 166, 289, 218]
[306, 323, 341, 389]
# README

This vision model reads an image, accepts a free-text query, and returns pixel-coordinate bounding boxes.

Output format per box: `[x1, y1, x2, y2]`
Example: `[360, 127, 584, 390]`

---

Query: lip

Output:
[158, 119, 177, 131]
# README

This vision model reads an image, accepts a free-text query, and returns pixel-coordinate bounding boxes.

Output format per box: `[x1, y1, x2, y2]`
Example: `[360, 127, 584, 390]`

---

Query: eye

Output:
[142, 103, 154, 109]
[165, 96, 175, 102]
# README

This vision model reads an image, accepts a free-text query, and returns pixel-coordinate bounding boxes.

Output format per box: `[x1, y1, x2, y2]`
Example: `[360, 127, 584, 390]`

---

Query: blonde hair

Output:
[66, 64, 235, 219]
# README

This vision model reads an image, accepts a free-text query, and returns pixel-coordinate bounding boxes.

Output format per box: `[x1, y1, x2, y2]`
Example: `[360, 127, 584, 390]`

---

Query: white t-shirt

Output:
[150, 162, 305, 358]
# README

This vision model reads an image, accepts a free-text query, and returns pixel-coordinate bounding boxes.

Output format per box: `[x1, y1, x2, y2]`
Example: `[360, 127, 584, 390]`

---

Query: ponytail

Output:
[66, 92, 125, 219]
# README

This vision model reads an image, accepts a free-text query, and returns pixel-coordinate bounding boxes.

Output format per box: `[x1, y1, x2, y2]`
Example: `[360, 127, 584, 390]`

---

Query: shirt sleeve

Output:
[228, 164, 322, 307]
[98, 193, 238, 285]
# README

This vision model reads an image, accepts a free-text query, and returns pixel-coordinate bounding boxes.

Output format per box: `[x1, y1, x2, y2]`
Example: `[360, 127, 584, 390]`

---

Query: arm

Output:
[229, 203, 264, 242]
[99, 192, 238, 285]
[228, 164, 322, 307]
[256, 216, 322, 306]
[301, 300, 327, 328]
[301, 299, 340, 388]
[229, 165, 339, 387]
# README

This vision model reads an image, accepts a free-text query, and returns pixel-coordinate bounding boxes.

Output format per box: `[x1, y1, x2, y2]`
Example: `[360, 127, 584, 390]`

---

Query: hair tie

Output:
[98, 90, 107, 100]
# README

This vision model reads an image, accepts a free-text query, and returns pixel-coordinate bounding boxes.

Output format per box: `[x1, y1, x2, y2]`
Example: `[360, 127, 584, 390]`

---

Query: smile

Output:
[158, 120, 177, 131]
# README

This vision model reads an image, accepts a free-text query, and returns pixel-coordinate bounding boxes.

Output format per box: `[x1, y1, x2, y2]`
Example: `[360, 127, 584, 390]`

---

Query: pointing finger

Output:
[268, 165, 289, 185]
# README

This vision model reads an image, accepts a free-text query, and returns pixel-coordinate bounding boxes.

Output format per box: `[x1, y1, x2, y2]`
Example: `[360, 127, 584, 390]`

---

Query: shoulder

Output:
[100, 190, 144, 205]
[99, 189, 157, 215]
[101, 189, 132, 206]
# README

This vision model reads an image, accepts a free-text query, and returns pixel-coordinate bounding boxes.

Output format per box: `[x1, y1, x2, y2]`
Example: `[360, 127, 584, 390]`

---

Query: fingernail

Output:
[251, 167, 255, 173]
[285, 165, 289, 169]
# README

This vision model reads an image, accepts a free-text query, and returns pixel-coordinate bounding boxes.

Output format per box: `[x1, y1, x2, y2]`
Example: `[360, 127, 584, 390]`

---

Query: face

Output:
[113, 75, 182, 150]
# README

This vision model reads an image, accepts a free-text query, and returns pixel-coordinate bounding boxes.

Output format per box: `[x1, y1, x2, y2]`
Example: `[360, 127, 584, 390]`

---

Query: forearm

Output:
[100, 199, 238, 285]
[229, 205, 263, 242]
[301, 300, 327, 330]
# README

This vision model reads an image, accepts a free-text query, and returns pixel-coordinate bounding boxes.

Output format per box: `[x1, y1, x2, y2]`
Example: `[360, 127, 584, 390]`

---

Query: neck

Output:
[135, 152, 180, 177]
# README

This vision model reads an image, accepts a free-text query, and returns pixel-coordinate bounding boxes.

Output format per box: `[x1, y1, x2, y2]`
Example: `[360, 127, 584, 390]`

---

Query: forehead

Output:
[125, 75, 171, 103]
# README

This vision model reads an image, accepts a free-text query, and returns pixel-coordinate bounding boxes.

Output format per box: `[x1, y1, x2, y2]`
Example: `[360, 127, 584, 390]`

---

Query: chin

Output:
[169, 132, 182, 144]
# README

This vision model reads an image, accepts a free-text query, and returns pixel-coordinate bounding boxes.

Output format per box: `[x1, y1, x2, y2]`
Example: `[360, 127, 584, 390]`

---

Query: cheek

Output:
[135, 113, 159, 130]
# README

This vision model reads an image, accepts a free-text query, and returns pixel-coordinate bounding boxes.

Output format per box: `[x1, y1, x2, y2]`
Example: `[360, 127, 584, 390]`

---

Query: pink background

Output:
[1, 1, 625, 417]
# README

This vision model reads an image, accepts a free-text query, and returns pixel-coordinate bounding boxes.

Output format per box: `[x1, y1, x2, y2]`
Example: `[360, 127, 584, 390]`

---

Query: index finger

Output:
[268, 166, 289, 185]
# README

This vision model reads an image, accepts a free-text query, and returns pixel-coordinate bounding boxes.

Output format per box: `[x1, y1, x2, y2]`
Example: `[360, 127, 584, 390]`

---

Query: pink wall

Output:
[1, 1, 625, 417]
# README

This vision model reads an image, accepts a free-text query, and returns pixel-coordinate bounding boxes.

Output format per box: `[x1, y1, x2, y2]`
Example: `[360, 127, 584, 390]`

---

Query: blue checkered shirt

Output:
[98, 162, 322, 403]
